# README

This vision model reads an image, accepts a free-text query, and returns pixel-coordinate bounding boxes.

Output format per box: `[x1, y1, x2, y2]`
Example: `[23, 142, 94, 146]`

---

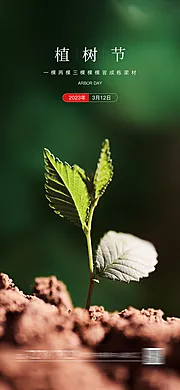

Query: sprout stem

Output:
[85, 201, 98, 309]
[86, 272, 95, 310]
[85, 230, 95, 309]
[86, 230, 94, 273]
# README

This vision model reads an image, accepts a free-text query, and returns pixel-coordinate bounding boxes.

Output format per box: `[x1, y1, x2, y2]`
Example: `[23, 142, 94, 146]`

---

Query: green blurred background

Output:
[1, 0, 180, 316]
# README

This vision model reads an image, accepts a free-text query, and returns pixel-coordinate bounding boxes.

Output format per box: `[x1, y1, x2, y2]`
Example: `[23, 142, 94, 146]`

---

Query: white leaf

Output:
[94, 231, 158, 282]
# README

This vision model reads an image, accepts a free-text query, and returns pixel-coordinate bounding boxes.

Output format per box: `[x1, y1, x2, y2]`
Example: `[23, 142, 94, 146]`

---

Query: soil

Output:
[0, 273, 180, 390]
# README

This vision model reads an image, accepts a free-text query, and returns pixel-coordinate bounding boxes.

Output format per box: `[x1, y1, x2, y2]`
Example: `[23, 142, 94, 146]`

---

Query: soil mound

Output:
[0, 273, 179, 390]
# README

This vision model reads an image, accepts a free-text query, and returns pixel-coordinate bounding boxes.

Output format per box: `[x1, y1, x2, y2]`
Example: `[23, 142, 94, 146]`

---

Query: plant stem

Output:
[85, 201, 98, 309]
[85, 203, 96, 273]
[86, 272, 95, 310]
[86, 229, 94, 273]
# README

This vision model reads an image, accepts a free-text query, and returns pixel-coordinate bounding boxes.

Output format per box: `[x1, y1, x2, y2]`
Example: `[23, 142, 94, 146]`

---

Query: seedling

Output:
[43, 139, 158, 310]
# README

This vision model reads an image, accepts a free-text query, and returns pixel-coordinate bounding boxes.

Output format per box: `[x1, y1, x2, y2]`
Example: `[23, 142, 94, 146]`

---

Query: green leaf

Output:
[93, 139, 113, 201]
[74, 165, 94, 197]
[94, 231, 158, 282]
[73, 164, 87, 182]
[44, 149, 91, 230]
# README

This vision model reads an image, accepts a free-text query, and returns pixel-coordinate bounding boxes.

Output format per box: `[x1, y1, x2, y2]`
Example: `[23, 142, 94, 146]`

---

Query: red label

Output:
[62, 93, 89, 102]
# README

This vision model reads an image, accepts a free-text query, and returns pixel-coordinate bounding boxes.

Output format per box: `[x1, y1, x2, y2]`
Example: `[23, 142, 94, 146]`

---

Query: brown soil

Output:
[0, 273, 180, 390]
